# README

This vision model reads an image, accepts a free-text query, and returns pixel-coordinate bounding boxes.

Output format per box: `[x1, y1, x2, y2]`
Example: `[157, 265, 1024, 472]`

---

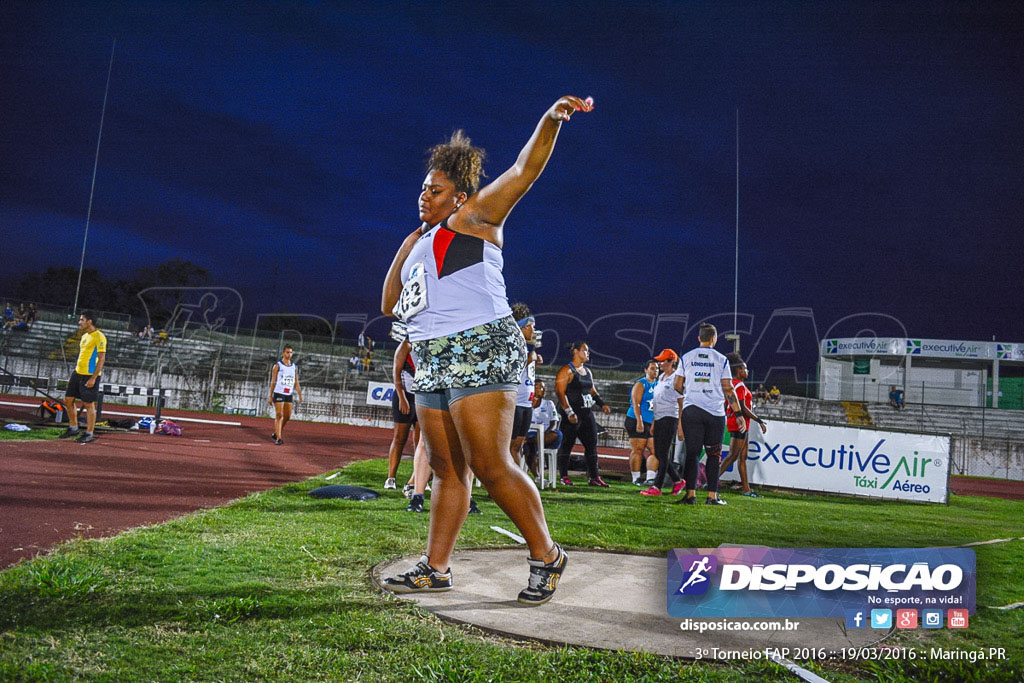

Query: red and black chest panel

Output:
[433, 223, 485, 279]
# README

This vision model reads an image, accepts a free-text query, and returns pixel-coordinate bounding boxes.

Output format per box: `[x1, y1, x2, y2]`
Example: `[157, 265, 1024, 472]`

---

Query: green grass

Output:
[0, 424, 63, 441]
[1, 459, 1022, 682]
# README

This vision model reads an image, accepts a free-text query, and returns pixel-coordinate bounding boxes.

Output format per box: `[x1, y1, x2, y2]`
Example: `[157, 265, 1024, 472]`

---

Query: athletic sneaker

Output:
[271, 432, 277, 441]
[742, 491, 760, 498]
[384, 478, 397, 490]
[642, 479, 656, 487]
[640, 486, 661, 496]
[517, 544, 568, 606]
[58, 428, 79, 439]
[671, 480, 687, 496]
[274, 438, 283, 446]
[406, 494, 425, 513]
[382, 556, 452, 593]
[632, 479, 644, 487]
[559, 476, 573, 486]
[588, 477, 609, 488]
[706, 497, 728, 506]
[677, 496, 696, 505]
[468, 497, 482, 515]
[75, 432, 95, 444]
[402, 484, 415, 499]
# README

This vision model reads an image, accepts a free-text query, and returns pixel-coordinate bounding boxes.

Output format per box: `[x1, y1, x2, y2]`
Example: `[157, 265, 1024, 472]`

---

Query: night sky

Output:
[2, 1, 1022, 372]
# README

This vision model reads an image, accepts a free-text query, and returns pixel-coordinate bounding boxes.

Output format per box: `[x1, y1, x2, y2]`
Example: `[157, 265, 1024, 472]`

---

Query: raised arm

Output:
[457, 96, 593, 232]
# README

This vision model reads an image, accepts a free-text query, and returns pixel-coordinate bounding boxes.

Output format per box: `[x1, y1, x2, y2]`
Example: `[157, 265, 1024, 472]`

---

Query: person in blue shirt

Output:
[625, 359, 658, 485]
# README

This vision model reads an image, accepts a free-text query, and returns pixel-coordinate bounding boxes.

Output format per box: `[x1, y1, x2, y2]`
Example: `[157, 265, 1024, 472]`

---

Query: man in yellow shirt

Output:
[59, 311, 107, 443]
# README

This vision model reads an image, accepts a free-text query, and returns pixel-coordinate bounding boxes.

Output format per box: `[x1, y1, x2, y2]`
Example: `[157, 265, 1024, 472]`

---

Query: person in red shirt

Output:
[720, 353, 767, 497]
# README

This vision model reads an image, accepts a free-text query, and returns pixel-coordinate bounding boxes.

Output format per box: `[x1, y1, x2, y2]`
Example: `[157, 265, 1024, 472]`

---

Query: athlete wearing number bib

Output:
[272, 361, 297, 403]
[556, 362, 600, 481]
[398, 220, 524, 406]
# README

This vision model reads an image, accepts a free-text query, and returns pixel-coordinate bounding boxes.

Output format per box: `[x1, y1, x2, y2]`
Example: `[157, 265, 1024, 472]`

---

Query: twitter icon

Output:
[871, 609, 892, 629]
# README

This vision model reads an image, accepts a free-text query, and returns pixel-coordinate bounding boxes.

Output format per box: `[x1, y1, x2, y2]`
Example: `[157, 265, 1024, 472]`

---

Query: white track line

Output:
[0, 401, 241, 426]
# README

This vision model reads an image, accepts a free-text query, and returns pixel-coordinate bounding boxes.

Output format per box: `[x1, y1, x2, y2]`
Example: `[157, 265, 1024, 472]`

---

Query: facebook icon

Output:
[845, 609, 866, 629]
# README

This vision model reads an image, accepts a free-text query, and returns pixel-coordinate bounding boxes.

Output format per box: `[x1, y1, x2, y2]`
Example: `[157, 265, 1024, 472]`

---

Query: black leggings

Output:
[682, 405, 726, 494]
[557, 408, 599, 479]
[652, 416, 682, 489]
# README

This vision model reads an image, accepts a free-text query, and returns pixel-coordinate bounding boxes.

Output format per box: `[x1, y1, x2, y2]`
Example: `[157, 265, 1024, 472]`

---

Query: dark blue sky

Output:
[2, 1, 1022, 362]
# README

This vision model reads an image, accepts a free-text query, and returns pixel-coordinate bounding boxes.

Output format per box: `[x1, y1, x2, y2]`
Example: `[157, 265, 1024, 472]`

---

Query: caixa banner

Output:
[722, 421, 951, 503]
[667, 548, 975, 619]
[366, 382, 395, 407]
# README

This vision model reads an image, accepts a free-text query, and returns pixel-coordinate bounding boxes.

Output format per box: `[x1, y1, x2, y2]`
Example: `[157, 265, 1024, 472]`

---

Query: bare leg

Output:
[279, 402, 292, 437]
[63, 396, 77, 427]
[412, 435, 430, 494]
[420, 406, 473, 571]
[387, 422, 413, 479]
[273, 402, 284, 439]
[628, 437, 645, 478]
[84, 402, 96, 433]
[450, 391, 556, 563]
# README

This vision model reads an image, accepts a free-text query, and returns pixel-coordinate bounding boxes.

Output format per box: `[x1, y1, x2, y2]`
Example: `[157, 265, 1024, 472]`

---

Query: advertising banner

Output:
[667, 547, 975, 620]
[365, 381, 395, 407]
[721, 421, 951, 503]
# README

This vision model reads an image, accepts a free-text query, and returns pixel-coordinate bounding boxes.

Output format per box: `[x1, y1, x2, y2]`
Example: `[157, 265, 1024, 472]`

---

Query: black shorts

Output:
[729, 430, 748, 440]
[273, 392, 293, 404]
[624, 415, 652, 439]
[391, 389, 417, 424]
[66, 372, 99, 403]
[512, 405, 533, 438]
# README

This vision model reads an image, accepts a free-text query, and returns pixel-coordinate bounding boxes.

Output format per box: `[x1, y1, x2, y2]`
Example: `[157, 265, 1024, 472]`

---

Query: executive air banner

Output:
[720, 420, 951, 503]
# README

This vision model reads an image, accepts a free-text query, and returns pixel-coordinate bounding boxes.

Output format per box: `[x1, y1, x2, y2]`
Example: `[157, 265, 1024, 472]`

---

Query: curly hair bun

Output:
[427, 130, 487, 196]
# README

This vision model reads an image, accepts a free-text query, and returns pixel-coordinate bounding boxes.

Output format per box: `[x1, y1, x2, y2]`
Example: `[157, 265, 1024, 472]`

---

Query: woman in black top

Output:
[554, 342, 611, 486]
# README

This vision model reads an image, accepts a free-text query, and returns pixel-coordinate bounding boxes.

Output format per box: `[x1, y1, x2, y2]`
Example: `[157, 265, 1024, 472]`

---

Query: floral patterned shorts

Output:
[411, 316, 526, 392]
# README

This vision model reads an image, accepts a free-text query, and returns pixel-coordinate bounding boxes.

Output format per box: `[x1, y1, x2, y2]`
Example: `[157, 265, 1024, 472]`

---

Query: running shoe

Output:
[274, 438, 283, 446]
[705, 497, 728, 506]
[384, 478, 397, 490]
[382, 556, 452, 593]
[58, 428, 79, 439]
[677, 496, 697, 505]
[640, 486, 661, 496]
[632, 479, 644, 487]
[406, 495, 425, 513]
[468, 497, 482, 515]
[742, 491, 760, 498]
[271, 432, 277, 441]
[642, 479, 655, 487]
[588, 477, 610, 487]
[559, 476, 573, 486]
[75, 432, 95, 444]
[671, 480, 687, 496]
[517, 544, 568, 606]
[402, 484, 415, 499]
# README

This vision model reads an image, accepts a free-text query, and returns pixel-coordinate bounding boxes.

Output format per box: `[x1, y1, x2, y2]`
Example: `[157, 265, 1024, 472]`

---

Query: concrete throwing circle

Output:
[373, 549, 884, 658]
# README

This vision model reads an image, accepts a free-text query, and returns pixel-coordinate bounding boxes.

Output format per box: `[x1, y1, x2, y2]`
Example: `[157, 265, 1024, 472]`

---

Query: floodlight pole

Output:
[726, 109, 740, 355]
[72, 40, 116, 319]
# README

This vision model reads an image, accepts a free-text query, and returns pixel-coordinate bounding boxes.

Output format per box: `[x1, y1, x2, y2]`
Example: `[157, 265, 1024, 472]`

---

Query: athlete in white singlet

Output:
[381, 96, 593, 605]
[269, 346, 302, 446]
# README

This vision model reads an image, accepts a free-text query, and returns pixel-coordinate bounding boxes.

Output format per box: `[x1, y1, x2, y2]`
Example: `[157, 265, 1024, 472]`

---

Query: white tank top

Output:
[516, 358, 536, 407]
[651, 372, 683, 420]
[679, 347, 732, 416]
[273, 361, 297, 396]
[399, 222, 512, 341]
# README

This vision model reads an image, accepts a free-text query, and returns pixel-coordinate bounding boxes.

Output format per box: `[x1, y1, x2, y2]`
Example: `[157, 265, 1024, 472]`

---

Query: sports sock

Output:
[646, 470, 656, 480]
[631, 471, 641, 482]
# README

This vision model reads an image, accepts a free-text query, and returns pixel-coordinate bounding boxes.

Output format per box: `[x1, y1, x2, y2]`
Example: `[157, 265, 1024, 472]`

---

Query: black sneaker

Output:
[468, 497, 482, 515]
[271, 432, 277, 441]
[406, 495, 425, 513]
[58, 428, 79, 439]
[705, 497, 728, 506]
[677, 496, 697, 505]
[275, 438, 283, 446]
[517, 544, 568, 606]
[382, 556, 452, 593]
[402, 484, 415, 499]
[75, 432, 95, 444]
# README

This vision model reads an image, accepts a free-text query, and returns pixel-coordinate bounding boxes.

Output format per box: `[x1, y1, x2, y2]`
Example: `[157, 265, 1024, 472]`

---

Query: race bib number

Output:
[582, 394, 595, 408]
[393, 261, 427, 321]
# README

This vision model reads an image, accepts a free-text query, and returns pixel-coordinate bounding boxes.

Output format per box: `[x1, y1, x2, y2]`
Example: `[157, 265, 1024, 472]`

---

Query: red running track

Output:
[0, 396, 396, 569]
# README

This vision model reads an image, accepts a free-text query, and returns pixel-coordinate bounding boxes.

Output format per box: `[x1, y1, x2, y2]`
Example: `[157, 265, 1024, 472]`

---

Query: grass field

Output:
[0, 424, 63, 441]
[0, 458, 1021, 682]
